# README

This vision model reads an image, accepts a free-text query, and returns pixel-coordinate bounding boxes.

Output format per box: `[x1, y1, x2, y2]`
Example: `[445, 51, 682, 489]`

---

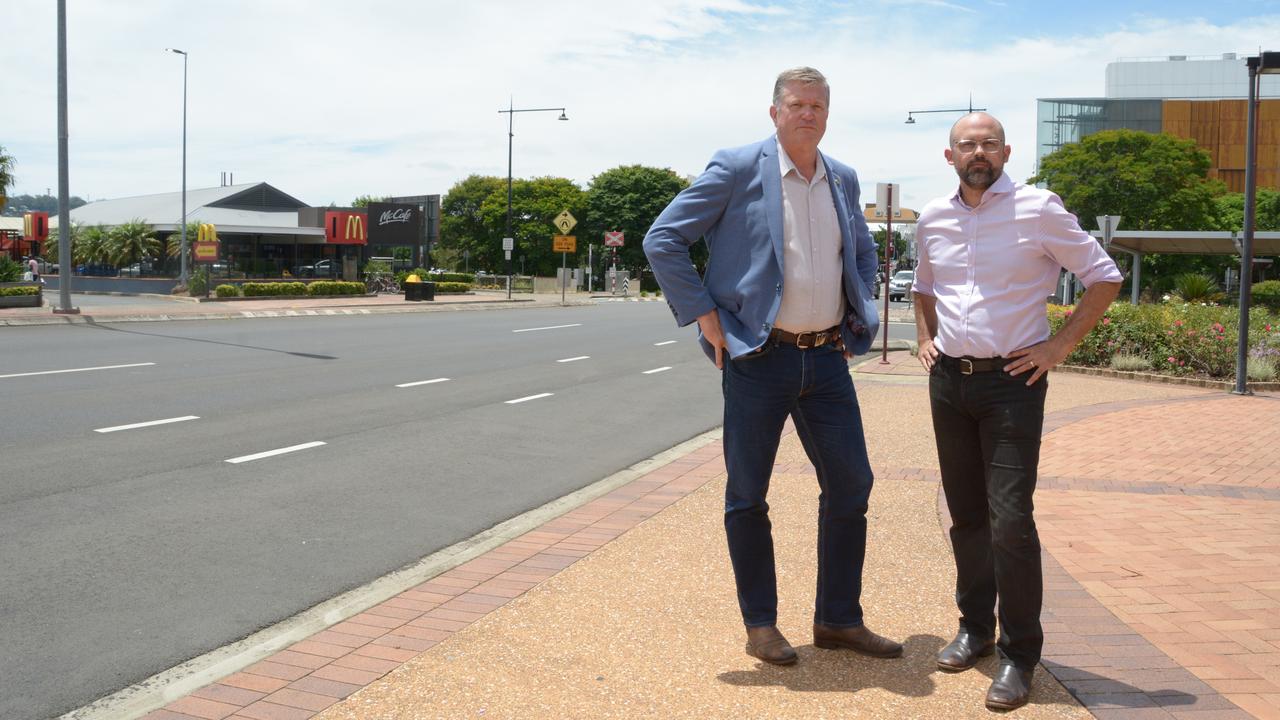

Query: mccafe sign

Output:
[366, 202, 422, 245]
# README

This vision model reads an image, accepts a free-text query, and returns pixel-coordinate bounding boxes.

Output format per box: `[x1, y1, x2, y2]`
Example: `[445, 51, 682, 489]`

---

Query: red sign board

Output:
[193, 241, 219, 262]
[325, 211, 368, 245]
[23, 212, 49, 242]
[603, 231, 624, 247]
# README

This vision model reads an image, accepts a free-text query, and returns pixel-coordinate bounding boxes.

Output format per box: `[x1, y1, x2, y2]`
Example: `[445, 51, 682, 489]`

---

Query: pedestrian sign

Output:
[554, 210, 577, 234]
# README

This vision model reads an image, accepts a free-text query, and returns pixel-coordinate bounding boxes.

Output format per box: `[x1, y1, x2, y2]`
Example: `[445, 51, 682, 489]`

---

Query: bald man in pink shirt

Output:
[913, 112, 1122, 711]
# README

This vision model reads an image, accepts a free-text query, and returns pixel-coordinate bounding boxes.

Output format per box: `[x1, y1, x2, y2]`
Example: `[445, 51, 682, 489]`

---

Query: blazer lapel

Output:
[760, 140, 784, 270]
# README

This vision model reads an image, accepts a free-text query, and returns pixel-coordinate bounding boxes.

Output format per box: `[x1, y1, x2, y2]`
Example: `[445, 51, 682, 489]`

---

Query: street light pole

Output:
[166, 48, 189, 285]
[904, 97, 985, 124]
[498, 100, 567, 299]
[1233, 51, 1279, 395]
[53, 0, 78, 314]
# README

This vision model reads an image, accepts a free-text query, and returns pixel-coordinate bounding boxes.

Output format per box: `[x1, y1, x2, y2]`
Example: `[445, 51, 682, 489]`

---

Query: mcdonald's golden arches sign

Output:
[325, 211, 368, 245]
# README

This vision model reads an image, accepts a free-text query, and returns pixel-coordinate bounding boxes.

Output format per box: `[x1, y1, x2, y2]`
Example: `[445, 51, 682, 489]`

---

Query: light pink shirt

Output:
[914, 172, 1122, 358]
[775, 140, 844, 332]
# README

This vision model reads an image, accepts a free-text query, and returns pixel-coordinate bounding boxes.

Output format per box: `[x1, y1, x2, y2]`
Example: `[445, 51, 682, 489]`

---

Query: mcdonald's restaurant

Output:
[33, 182, 439, 293]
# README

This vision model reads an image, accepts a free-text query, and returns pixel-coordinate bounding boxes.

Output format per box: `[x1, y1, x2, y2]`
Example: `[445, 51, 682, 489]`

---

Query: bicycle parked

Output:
[364, 272, 400, 294]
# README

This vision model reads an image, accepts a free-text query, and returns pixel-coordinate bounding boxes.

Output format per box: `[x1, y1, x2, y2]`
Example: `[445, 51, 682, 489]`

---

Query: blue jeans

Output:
[929, 355, 1047, 670]
[721, 340, 875, 628]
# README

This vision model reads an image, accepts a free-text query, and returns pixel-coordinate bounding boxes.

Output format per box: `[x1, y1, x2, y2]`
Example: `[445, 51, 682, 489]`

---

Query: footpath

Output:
[28, 295, 1278, 719]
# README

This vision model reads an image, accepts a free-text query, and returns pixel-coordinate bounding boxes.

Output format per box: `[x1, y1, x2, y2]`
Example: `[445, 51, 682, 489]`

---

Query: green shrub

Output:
[0, 286, 41, 296]
[434, 281, 471, 294]
[1110, 354, 1152, 372]
[0, 256, 21, 282]
[188, 267, 209, 296]
[214, 284, 240, 298]
[1170, 273, 1224, 304]
[1254, 280, 1280, 313]
[242, 281, 307, 297]
[306, 281, 365, 296]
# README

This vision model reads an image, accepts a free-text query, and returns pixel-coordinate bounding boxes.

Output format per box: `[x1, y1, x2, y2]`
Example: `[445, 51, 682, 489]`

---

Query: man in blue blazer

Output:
[644, 67, 898, 666]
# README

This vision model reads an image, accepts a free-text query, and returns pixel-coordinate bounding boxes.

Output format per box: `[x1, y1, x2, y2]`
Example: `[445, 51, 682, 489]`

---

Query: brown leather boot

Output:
[745, 625, 797, 665]
[812, 623, 904, 658]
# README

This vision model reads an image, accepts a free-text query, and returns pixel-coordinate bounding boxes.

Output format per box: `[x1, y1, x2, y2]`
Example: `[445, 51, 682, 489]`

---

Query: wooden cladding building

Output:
[1162, 98, 1280, 192]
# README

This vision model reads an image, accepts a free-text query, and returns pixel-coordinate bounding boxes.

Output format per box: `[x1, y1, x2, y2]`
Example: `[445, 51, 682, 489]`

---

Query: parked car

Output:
[119, 259, 158, 277]
[294, 258, 338, 277]
[888, 270, 914, 302]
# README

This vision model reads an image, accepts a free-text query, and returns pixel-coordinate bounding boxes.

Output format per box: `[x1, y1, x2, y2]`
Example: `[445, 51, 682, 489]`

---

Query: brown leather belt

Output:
[769, 325, 842, 349]
[940, 354, 1008, 375]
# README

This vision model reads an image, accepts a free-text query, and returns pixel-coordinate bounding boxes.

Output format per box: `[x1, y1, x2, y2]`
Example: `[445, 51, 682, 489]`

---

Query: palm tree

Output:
[75, 224, 111, 266]
[108, 218, 159, 267]
[0, 144, 14, 210]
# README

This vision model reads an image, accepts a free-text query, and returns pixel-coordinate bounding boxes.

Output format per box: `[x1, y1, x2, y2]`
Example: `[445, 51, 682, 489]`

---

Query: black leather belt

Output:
[940, 354, 1008, 375]
[769, 325, 842, 349]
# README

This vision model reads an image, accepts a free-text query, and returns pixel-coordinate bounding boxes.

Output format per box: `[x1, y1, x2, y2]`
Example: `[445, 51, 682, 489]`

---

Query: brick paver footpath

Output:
[99, 348, 1276, 720]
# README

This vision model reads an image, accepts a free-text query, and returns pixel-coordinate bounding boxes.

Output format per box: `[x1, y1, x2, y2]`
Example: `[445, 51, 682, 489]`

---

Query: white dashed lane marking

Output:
[396, 378, 450, 388]
[505, 393, 553, 405]
[653, 341, 677, 346]
[557, 356, 590, 363]
[226, 441, 327, 464]
[0, 362, 156, 379]
[512, 323, 582, 333]
[94, 416, 200, 434]
[642, 367, 672, 375]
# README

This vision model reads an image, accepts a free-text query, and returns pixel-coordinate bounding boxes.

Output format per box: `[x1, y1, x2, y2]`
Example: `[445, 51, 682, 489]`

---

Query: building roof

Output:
[68, 182, 319, 235]
[1093, 230, 1280, 256]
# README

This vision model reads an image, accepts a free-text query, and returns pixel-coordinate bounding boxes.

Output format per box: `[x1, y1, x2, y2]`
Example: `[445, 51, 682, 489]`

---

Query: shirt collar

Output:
[951, 171, 1014, 208]
[777, 138, 826, 184]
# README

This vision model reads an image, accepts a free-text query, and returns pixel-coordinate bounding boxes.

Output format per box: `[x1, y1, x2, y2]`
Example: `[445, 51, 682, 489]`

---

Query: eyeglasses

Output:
[953, 138, 1004, 155]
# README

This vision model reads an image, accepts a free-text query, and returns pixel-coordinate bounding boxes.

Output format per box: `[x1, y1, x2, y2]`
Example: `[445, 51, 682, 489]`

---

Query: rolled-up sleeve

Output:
[1038, 193, 1123, 288]
[912, 208, 936, 298]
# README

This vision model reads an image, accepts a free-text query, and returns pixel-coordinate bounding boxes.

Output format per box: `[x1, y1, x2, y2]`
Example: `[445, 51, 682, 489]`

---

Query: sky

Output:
[4, 0, 1280, 216]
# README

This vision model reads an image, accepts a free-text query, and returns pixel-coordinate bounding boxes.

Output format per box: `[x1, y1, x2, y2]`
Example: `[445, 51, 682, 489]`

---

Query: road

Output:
[0, 302, 916, 720]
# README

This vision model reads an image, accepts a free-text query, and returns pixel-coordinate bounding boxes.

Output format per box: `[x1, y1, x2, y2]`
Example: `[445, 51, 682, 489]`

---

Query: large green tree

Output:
[440, 174, 505, 271]
[1214, 188, 1280, 232]
[1, 192, 88, 217]
[477, 176, 586, 277]
[1029, 129, 1229, 296]
[581, 165, 689, 274]
[0, 144, 13, 210]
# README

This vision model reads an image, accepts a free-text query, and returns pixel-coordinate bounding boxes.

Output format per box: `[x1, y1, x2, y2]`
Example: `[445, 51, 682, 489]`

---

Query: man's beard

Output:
[958, 161, 998, 191]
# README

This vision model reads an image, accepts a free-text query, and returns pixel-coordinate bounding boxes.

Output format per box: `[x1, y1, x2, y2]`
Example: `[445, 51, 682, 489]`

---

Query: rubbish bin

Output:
[403, 281, 435, 302]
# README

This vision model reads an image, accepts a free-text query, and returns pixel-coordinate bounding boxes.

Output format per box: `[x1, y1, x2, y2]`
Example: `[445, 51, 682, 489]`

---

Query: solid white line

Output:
[653, 340, 677, 346]
[643, 366, 672, 375]
[557, 356, 590, 363]
[396, 378, 450, 388]
[94, 416, 200, 434]
[511, 323, 582, 333]
[505, 393, 553, 404]
[226, 441, 326, 464]
[0, 362, 156, 379]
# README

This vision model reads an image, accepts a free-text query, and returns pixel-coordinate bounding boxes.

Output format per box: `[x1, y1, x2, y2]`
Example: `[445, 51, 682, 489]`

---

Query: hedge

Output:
[433, 282, 471, 294]
[1255, 280, 1280, 313]
[214, 284, 240, 298]
[395, 268, 474, 285]
[0, 286, 41, 297]
[241, 282, 308, 297]
[306, 281, 365, 296]
[1049, 301, 1280, 378]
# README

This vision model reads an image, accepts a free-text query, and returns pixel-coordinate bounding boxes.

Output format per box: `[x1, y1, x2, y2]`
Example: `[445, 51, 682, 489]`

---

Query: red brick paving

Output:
[143, 372, 1280, 720]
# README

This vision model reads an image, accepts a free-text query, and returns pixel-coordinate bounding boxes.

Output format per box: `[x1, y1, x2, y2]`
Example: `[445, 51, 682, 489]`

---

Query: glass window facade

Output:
[1036, 98, 1163, 166]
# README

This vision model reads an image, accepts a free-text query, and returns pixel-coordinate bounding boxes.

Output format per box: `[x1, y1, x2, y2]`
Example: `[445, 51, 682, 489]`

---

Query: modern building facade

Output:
[1037, 54, 1280, 192]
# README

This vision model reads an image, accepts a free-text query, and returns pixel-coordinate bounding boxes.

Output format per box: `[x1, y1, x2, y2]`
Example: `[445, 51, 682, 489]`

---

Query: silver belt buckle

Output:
[959, 358, 974, 375]
[796, 332, 815, 349]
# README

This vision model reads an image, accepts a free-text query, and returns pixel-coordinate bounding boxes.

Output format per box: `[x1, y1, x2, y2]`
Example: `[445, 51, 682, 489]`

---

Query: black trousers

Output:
[929, 355, 1047, 670]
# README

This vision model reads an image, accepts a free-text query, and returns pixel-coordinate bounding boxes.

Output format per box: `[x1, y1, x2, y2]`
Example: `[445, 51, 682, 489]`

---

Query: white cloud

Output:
[3, 1, 1278, 216]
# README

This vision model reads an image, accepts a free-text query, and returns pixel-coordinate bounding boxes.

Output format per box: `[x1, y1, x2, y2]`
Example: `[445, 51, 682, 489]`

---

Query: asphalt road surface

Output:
[0, 302, 915, 720]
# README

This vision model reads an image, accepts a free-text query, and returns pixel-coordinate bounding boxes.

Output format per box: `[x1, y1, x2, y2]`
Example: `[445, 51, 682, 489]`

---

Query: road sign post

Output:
[876, 183, 898, 364]
[553, 235, 577, 304]
[502, 237, 515, 298]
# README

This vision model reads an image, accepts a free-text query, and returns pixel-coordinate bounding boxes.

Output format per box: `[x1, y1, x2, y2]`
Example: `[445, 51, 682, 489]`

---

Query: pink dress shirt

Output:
[914, 172, 1122, 359]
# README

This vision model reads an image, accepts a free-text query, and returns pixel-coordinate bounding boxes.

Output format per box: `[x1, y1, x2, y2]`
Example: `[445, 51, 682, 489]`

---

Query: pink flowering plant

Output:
[1047, 301, 1279, 379]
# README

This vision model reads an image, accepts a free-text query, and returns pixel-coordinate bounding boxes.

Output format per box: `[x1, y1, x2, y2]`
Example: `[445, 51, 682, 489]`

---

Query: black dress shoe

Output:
[813, 623, 904, 658]
[935, 631, 995, 671]
[986, 663, 1034, 711]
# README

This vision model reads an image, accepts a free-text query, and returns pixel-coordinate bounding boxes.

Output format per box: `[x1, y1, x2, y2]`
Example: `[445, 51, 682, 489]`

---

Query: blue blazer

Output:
[643, 135, 881, 360]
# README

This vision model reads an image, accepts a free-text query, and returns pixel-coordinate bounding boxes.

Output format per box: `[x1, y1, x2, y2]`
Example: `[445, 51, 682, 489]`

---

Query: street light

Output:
[905, 97, 984, 124]
[165, 47, 189, 285]
[1234, 51, 1280, 395]
[498, 99, 568, 298]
